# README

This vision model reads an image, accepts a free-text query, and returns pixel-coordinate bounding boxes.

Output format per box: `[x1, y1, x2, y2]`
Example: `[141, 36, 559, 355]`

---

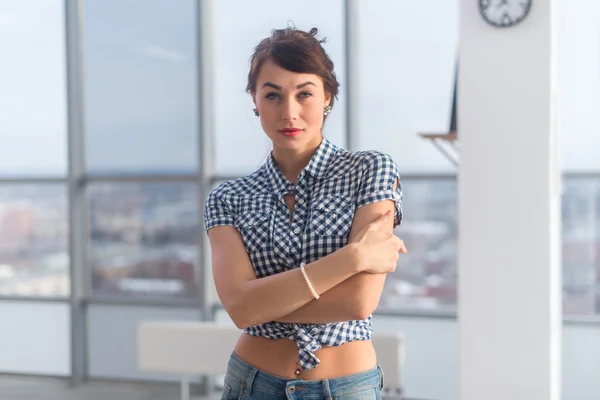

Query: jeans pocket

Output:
[221, 380, 232, 400]
[377, 364, 385, 390]
[222, 374, 243, 400]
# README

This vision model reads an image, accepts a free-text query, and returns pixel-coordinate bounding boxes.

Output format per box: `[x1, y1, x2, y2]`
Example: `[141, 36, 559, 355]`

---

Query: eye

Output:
[265, 92, 280, 100]
[298, 92, 313, 99]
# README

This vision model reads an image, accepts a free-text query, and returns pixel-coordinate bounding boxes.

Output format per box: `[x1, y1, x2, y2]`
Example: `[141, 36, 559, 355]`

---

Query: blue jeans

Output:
[222, 353, 384, 400]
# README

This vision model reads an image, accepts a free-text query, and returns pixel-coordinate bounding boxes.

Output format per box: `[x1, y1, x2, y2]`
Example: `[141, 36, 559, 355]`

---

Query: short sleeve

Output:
[356, 152, 403, 227]
[203, 188, 235, 232]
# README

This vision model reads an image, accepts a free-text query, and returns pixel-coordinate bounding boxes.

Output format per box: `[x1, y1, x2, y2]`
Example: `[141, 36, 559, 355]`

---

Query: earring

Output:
[323, 105, 332, 116]
[253, 108, 259, 117]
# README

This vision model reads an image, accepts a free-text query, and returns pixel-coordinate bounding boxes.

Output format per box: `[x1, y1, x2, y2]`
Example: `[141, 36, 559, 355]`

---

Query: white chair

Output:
[138, 321, 404, 400]
[138, 321, 240, 400]
[372, 332, 405, 398]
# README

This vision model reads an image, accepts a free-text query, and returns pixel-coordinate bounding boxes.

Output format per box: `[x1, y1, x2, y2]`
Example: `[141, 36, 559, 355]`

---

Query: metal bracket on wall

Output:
[418, 131, 459, 168]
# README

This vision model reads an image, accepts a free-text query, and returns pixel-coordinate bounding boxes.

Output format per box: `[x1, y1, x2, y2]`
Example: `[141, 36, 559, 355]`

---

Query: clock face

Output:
[479, 0, 532, 28]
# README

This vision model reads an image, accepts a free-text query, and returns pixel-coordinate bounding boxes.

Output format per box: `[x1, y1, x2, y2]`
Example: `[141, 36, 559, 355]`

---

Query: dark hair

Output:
[246, 27, 340, 111]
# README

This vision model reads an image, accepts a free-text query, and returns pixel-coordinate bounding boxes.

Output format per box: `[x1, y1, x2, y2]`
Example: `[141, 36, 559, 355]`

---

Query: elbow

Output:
[226, 297, 263, 330]
[233, 318, 250, 330]
[221, 297, 252, 330]
[227, 305, 253, 330]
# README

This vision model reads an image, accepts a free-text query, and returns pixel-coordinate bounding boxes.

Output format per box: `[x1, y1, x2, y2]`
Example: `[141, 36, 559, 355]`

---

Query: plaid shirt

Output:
[204, 137, 403, 370]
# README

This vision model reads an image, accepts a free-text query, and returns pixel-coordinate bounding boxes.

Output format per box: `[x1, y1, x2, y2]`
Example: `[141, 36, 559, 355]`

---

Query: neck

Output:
[272, 140, 321, 183]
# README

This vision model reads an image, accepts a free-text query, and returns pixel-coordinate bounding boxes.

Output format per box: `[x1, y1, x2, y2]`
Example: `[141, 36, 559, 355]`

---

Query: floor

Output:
[0, 376, 216, 400]
[0, 376, 418, 400]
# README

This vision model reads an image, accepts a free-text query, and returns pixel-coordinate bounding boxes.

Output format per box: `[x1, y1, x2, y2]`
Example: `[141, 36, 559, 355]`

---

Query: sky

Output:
[0, 0, 598, 177]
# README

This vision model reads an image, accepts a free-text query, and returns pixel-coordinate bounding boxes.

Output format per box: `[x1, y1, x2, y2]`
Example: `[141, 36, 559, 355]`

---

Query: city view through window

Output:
[1, 178, 598, 315]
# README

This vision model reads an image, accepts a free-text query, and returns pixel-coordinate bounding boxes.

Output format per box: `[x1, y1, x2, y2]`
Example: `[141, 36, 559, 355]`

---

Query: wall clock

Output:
[479, 0, 532, 28]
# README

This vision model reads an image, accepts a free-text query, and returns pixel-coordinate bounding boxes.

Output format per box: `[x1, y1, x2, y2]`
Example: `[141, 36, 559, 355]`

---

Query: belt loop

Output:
[322, 379, 332, 400]
[244, 367, 258, 397]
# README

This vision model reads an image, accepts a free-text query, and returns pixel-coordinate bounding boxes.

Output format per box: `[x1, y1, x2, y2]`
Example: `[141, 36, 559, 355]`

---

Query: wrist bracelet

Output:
[299, 262, 320, 300]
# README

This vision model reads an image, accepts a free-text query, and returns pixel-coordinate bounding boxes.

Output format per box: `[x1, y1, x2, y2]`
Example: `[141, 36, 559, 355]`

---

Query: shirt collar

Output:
[263, 137, 338, 195]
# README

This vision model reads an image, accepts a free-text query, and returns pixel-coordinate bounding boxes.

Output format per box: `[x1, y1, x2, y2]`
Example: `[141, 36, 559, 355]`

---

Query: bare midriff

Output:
[233, 333, 377, 380]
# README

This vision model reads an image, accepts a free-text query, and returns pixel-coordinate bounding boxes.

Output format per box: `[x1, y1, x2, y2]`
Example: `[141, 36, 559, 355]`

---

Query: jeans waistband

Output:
[225, 352, 384, 397]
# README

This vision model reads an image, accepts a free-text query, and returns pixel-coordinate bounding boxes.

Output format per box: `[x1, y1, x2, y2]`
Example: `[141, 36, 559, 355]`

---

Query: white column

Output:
[458, 1, 561, 400]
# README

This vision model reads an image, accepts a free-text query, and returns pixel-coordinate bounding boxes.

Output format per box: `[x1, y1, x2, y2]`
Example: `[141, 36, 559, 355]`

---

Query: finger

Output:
[394, 238, 408, 254]
[399, 243, 408, 254]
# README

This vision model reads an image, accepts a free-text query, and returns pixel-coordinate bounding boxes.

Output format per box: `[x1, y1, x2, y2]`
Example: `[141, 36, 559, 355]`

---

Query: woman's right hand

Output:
[349, 210, 407, 274]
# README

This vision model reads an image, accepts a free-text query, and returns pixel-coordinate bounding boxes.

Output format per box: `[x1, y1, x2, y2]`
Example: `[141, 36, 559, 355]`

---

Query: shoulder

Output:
[336, 149, 399, 174]
[206, 169, 267, 208]
[354, 149, 397, 167]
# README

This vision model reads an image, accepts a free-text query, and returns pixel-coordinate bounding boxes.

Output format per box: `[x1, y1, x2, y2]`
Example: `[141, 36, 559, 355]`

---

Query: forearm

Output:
[230, 244, 361, 329]
[275, 272, 387, 324]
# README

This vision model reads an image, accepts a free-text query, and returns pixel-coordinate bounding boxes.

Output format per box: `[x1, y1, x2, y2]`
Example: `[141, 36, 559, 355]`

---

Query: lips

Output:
[277, 128, 303, 137]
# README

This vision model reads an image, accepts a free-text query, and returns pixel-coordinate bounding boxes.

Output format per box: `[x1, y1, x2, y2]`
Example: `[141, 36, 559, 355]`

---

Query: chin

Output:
[273, 139, 303, 152]
[269, 132, 320, 151]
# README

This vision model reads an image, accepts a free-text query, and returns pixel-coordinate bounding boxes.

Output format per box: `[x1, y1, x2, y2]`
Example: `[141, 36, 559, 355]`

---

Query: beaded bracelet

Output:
[299, 262, 320, 300]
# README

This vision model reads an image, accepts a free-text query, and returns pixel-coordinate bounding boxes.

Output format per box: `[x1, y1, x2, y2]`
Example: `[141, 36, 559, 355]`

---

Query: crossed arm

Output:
[274, 199, 395, 324]
[208, 197, 396, 329]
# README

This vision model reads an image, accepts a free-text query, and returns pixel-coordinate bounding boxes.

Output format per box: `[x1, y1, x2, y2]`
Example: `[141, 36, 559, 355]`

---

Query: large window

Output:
[378, 176, 600, 316]
[0, 0, 67, 177]
[81, 0, 201, 300]
[356, 0, 459, 174]
[562, 177, 600, 315]
[0, 0, 69, 299]
[89, 182, 199, 298]
[0, 184, 69, 297]
[83, 0, 198, 174]
[379, 178, 458, 312]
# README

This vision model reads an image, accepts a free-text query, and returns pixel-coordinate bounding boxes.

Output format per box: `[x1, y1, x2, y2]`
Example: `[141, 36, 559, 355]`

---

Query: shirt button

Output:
[293, 227, 301, 234]
[297, 198, 304, 205]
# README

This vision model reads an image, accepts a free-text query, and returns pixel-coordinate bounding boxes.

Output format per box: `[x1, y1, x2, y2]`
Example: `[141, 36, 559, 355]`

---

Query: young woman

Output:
[204, 27, 406, 400]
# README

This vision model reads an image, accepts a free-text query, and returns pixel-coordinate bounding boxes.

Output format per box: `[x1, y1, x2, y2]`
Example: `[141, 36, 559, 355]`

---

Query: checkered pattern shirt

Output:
[204, 137, 403, 370]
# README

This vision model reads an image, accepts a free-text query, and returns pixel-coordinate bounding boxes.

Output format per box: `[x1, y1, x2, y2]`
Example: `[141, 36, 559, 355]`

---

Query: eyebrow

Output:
[262, 81, 317, 90]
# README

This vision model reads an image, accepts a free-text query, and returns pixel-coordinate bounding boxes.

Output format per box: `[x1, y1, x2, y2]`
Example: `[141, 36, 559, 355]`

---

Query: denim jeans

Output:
[221, 353, 384, 400]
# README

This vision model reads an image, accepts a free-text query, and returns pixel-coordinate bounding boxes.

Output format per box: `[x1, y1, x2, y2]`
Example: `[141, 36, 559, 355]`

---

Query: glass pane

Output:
[356, 0, 459, 173]
[379, 179, 458, 311]
[0, 0, 67, 177]
[213, 0, 346, 175]
[0, 184, 69, 297]
[557, 1, 600, 171]
[87, 304, 200, 379]
[562, 177, 600, 315]
[89, 182, 199, 298]
[0, 302, 70, 375]
[83, 0, 198, 174]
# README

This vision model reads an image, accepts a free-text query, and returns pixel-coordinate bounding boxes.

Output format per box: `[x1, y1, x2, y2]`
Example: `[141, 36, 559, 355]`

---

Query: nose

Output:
[281, 98, 299, 121]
